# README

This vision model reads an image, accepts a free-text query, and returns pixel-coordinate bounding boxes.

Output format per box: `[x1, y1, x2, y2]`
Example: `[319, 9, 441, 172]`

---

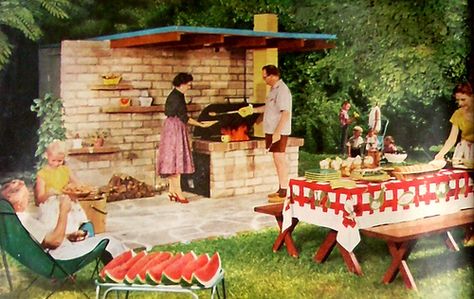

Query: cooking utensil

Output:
[208, 110, 239, 117]
[200, 120, 219, 127]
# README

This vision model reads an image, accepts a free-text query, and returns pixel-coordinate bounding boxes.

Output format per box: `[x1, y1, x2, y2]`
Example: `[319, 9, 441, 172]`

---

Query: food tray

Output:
[62, 190, 91, 199]
[350, 173, 392, 182]
[392, 170, 439, 181]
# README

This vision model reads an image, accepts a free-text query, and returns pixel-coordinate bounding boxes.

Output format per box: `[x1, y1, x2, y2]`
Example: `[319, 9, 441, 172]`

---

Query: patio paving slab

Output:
[98, 192, 277, 250]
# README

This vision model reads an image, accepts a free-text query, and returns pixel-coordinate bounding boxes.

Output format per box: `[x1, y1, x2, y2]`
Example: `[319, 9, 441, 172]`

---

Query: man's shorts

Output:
[265, 134, 289, 153]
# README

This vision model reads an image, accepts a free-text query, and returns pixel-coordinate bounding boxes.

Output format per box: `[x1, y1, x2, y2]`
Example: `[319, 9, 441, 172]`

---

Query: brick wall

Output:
[60, 40, 254, 187]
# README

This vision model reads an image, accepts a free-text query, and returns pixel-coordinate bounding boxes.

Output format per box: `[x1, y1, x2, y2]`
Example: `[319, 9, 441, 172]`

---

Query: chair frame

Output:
[0, 199, 109, 298]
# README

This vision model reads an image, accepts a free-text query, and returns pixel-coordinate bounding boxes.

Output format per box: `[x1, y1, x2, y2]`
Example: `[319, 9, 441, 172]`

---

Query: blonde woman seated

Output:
[35, 140, 88, 234]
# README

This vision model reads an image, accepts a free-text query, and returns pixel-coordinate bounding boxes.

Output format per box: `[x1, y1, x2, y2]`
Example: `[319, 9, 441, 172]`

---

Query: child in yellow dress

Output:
[35, 140, 88, 234]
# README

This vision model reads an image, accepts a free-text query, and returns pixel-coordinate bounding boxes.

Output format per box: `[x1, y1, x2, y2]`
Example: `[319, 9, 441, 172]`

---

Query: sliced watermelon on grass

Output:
[99, 250, 134, 282]
[124, 252, 159, 284]
[181, 253, 210, 286]
[161, 251, 197, 285]
[145, 252, 183, 285]
[193, 252, 222, 287]
[104, 251, 147, 283]
[135, 251, 173, 284]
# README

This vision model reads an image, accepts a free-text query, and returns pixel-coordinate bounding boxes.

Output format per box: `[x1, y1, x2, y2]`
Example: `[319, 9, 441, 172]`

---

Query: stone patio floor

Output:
[91, 191, 276, 250]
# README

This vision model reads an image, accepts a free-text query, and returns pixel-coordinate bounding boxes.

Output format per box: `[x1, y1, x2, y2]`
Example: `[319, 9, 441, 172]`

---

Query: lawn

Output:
[1, 224, 472, 299]
[1, 151, 472, 298]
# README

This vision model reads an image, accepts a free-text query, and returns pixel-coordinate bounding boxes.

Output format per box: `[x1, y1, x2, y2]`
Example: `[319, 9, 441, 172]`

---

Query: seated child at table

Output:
[35, 140, 88, 234]
[346, 126, 364, 158]
[365, 128, 378, 151]
[383, 136, 398, 153]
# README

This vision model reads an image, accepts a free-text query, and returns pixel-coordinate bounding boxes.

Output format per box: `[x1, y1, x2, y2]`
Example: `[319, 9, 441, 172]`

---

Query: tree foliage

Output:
[0, 0, 70, 70]
[38, 0, 471, 153]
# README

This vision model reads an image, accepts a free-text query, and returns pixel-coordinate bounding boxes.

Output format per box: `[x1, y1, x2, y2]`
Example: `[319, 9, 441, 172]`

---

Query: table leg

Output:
[383, 240, 417, 290]
[274, 216, 299, 258]
[314, 230, 337, 263]
[444, 231, 459, 251]
[336, 243, 363, 276]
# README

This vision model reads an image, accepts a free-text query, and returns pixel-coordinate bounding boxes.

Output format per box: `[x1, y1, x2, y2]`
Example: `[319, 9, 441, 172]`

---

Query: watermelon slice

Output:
[181, 253, 210, 286]
[104, 251, 147, 283]
[135, 251, 173, 284]
[124, 252, 159, 284]
[161, 251, 197, 285]
[193, 252, 222, 287]
[145, 253, 183, 285]
[99, 250, 134, 282]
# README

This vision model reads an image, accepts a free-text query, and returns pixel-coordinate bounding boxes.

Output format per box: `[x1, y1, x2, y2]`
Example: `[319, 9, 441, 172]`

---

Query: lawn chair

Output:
[0, 198, 109, 298]
[377, 119, 389, 151]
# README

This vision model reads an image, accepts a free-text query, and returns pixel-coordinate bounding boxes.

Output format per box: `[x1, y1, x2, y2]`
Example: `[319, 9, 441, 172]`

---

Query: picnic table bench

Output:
[253, 203, 299, 258]
[360, 208, 474, 291]
[255, 202, 473, 291]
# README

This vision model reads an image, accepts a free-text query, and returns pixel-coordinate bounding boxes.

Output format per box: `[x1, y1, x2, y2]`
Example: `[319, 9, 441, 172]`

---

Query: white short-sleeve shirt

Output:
[263, 79, 292, 135]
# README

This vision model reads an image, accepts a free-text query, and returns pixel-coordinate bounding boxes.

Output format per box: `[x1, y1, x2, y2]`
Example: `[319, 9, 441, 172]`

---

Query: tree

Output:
[0, 0, 69, 70]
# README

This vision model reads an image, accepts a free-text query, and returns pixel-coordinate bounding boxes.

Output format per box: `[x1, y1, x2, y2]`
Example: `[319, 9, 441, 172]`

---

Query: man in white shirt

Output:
[247, 65, 292, 203]
[1, 179, 126, 261]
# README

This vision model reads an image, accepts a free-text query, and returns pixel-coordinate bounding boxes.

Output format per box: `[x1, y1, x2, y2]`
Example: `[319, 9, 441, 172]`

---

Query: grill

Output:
[193, 97, 264, 141]
[182, 97, 264, 197]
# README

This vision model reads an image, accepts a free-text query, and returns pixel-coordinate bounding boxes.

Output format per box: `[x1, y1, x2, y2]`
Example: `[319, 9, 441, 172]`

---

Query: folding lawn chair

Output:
[0, 198, 109, 298]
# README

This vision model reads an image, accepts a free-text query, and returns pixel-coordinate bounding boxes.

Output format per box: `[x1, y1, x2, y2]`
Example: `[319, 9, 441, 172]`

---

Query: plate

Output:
[200, 120, 219, 127]
[62, 185, 93, 198]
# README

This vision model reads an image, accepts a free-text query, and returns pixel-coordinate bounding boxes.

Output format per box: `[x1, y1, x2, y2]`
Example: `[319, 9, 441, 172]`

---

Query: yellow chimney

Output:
[253, 14, 278, 137]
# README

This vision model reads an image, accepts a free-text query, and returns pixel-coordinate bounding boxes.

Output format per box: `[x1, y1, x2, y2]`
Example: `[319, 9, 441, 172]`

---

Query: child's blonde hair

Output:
[46, 139, 67, 156]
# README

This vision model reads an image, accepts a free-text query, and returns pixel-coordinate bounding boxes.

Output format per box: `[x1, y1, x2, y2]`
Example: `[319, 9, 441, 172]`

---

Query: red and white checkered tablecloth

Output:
[282, 169, 474, 251]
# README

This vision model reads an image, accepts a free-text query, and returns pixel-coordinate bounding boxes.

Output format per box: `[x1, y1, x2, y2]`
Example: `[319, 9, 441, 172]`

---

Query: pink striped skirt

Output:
[157, 117, 195, 176]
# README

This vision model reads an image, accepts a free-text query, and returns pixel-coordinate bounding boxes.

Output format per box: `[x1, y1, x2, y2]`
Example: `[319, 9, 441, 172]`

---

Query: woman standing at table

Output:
[435, 82, 474, 166]
[157, 73, 213, 203]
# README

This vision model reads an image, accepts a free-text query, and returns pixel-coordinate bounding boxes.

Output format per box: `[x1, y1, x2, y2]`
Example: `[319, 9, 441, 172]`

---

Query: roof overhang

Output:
[90, 26, 336, 52]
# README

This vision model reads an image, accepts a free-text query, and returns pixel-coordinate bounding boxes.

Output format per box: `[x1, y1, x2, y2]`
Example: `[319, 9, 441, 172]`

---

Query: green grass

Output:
[1, 225, 472, 298]
[1, 151, 472, 298]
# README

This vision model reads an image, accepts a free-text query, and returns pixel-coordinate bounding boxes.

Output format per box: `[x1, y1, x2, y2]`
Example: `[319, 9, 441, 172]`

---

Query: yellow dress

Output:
[37, 165, 71, 194]
[450, 108, 474, 142]
[450, 109, 474, 163]
[36, 165, 88, 234]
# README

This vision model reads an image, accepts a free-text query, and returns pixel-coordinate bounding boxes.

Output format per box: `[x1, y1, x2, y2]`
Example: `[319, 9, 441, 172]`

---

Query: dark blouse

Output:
[164, 88, 189, 124]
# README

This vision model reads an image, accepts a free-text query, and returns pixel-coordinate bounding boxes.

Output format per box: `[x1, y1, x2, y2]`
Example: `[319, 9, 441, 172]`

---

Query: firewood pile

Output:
[98, 174, 156, 202]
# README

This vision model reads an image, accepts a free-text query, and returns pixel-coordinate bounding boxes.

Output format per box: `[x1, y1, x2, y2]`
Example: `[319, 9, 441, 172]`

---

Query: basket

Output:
[79, 197, 107, 233]
[102, 76, 122, 85]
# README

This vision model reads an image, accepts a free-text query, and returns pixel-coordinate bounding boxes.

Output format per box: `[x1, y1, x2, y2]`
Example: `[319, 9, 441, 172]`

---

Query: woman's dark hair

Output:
[172, 72, 193, 87]
[262, 65, 280, 77]
[453, 82, 473, 97]
[341, 100, 350, 107]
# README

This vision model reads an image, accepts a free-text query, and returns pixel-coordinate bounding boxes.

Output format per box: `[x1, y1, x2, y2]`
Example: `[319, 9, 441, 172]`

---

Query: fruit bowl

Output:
[384, 153, 408, 163]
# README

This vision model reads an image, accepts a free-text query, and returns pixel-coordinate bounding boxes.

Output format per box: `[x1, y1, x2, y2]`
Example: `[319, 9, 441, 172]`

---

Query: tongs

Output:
[208, 110, 239, 117]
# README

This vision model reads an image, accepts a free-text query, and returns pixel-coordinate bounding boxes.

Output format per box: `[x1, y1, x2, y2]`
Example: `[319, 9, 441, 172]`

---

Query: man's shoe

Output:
[268, 195, 286, 203]
[267, 192, 279, 198]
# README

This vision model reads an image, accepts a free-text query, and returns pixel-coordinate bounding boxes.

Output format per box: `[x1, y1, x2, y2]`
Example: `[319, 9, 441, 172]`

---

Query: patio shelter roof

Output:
[90, 26, 336, 52]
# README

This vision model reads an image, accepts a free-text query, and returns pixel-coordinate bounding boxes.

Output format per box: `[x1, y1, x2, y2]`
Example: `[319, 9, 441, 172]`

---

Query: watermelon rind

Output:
[105, 251, 147, 283]
[161, 251, 197, 285]
[193, 252, 222, 287]
[145, 253, 183, 285]
[134, 251, 173, 284]
[99, 250, 134, 282]
[181, 253, 210, 286]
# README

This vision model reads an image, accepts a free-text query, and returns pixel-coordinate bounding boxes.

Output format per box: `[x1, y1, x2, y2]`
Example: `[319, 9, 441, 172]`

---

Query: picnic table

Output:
[256, 169, 474, 289]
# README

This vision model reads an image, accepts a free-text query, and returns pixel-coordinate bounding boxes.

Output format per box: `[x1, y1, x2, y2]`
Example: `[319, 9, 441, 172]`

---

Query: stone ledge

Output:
[192, 137, 304, 153]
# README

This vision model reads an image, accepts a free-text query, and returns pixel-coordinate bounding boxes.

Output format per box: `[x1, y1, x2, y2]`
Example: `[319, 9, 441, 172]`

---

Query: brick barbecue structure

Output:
[38, 15, 335, 198]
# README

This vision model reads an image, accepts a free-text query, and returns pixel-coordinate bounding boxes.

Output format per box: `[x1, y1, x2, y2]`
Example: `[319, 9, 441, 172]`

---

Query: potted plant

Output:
[84, 129, 110, 148]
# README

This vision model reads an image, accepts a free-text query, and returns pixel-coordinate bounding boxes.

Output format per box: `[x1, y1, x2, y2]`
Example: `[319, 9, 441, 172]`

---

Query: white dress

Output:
[37, 195, 88, 235]
[368, 106, 381, 132]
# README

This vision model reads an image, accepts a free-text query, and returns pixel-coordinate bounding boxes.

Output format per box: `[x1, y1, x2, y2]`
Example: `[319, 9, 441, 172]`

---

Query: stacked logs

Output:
[98, 174, 156, 202]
